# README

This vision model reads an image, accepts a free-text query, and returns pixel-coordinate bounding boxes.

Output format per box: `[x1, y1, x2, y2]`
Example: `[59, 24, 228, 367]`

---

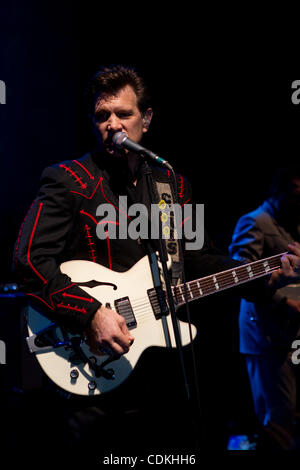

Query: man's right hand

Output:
[85, 305, 134, 356]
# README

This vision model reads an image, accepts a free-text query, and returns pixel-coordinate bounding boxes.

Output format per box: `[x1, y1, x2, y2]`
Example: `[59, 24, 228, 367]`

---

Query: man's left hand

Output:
[269, 242, 300, 289]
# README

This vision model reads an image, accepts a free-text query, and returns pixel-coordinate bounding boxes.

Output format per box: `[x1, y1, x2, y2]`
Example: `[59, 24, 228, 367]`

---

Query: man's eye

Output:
[117, 112, 132, 118]
[94, 112, 109, 122]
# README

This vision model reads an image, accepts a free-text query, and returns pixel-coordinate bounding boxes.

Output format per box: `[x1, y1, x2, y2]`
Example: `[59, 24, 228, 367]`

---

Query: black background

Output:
[0, 0, 299, 451]
[0, 3, 299, 283]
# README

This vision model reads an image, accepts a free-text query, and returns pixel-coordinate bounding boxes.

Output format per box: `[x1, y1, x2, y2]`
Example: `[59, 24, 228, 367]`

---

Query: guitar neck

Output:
[173, 252, 287, 307]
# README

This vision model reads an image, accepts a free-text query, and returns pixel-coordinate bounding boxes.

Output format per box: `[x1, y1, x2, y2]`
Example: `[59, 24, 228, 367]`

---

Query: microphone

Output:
[112, 132, 172, 170]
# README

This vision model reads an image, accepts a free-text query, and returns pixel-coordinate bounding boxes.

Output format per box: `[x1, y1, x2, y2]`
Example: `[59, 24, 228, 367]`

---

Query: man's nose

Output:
[107, 114, 122, 132]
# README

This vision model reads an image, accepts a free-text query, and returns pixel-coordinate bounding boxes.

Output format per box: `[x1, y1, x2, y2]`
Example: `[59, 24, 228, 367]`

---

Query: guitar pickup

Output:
[114, 297, 137, 330]
[147, 287, 169, 319]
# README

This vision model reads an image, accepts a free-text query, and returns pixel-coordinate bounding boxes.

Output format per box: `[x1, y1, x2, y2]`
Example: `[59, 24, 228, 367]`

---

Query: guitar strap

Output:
[152, 178, 184, 286]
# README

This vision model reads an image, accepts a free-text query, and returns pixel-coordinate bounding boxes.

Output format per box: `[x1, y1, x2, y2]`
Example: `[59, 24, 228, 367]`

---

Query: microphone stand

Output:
[142, 157, 191, 401]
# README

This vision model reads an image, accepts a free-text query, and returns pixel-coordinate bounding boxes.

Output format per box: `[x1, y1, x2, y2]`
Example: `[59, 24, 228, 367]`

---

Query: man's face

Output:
[92, 85, 152, 155]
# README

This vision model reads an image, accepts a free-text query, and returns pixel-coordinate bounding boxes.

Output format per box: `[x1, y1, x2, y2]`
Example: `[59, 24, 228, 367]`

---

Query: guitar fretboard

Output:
[173, 252, 287, 306]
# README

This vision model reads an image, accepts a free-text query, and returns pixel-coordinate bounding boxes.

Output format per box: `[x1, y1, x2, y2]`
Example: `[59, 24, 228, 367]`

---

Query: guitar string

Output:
[175, 268, 280, 304]
[177, 258, 281, 294]
[178, 260, 281, 293]
[157, 265, 280, 306]
[178, 268, 278, 296]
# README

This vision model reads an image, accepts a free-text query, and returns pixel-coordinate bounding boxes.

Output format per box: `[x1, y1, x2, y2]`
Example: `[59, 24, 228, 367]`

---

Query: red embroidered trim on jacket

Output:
[26, 293, 54, 310]
[27, 203, 48, 284]
[178, 174, 184, 199]
[59, 164, 87, 189]
[180, 198, 191, 207]
[105, 230, 112, 270]
[180, 217, 191, 227]
[14, 198, 36, 268]
[70, 177, 102, 199]
[62, 292, 94, 302]
[56, 303, 87, 314]
[80, 209, 98, 225]
[49, 283, 77, 307]
[84, 224, 97, 262]
[73, 160, 95, 180]
[27, 283, 94, 314]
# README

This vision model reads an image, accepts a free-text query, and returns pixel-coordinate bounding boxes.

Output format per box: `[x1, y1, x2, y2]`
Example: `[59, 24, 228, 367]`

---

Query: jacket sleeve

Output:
[13, 165, 101, 333]
[228, 212, 286, 304]
[228, 213, 264, 262]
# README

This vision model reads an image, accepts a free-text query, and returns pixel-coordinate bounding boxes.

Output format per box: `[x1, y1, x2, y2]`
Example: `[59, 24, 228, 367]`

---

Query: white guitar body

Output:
[27, 255, 197, 396]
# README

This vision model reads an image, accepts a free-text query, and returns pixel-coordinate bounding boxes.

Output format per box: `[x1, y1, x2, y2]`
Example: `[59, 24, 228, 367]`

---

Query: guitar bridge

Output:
[26, 323, 74, 353]
[114, 297, 137, 329]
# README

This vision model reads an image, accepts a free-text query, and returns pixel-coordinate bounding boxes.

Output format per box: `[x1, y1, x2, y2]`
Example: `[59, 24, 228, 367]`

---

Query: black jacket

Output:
[14, 151, 275, 334]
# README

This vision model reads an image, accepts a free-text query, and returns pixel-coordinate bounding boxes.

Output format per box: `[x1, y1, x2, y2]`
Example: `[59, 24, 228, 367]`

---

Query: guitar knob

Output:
[89, 356, 97, 364]
[70, 368, 79, 382]
[88, 381, 97, 391]
[105, 302, 111, 309]
[106, 368, 116, 380]
[68, 352, 82, 365]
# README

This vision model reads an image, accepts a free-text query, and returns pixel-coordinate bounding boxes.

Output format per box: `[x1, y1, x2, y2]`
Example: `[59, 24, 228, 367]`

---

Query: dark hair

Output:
[268, 165, 300, 198]
[85, 64, 151, 115]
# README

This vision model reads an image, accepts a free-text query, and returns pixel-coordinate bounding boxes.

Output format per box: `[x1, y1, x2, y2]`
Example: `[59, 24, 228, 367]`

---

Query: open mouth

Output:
[104, 139, 126, 159]
[104, 135, 116, 153]
[105, 142, 114, 153]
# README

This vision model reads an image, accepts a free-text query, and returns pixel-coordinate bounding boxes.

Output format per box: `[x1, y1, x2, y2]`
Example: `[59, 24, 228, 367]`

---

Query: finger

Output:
[288, 243, 300, 257]
[97, 344, 112, 356]
[118, 316, 135, 343]
[282, 254, 300, 270]
[113, 330, 135, 352]
[281, 255, 292, 272]
[109, 340, 129, 355]
[85, 334, 106, 356]
[280, 254, 300, 276]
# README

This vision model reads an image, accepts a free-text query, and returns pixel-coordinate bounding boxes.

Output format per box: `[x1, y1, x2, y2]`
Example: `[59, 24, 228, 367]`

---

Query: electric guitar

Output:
[26, 251, 287, 396]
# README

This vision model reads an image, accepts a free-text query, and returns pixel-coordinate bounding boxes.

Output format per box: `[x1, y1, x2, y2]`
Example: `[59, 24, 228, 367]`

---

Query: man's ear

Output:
[142, 108, 153, 132]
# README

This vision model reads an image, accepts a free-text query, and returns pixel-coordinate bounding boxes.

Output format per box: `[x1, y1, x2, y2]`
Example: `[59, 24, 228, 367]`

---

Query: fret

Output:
[196, 281, 203, 296]
[187, 283, 193, 299]
[213, 272, 234, 290]
[263, 261, 271, 273]
[234, 265, 254, 281]
[178, 285, 185, 303]
[246, 265, 254, 278]
[232, 270, 239, 283]
[212, 275, 220, 290]
[201, 277, 216, 295]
